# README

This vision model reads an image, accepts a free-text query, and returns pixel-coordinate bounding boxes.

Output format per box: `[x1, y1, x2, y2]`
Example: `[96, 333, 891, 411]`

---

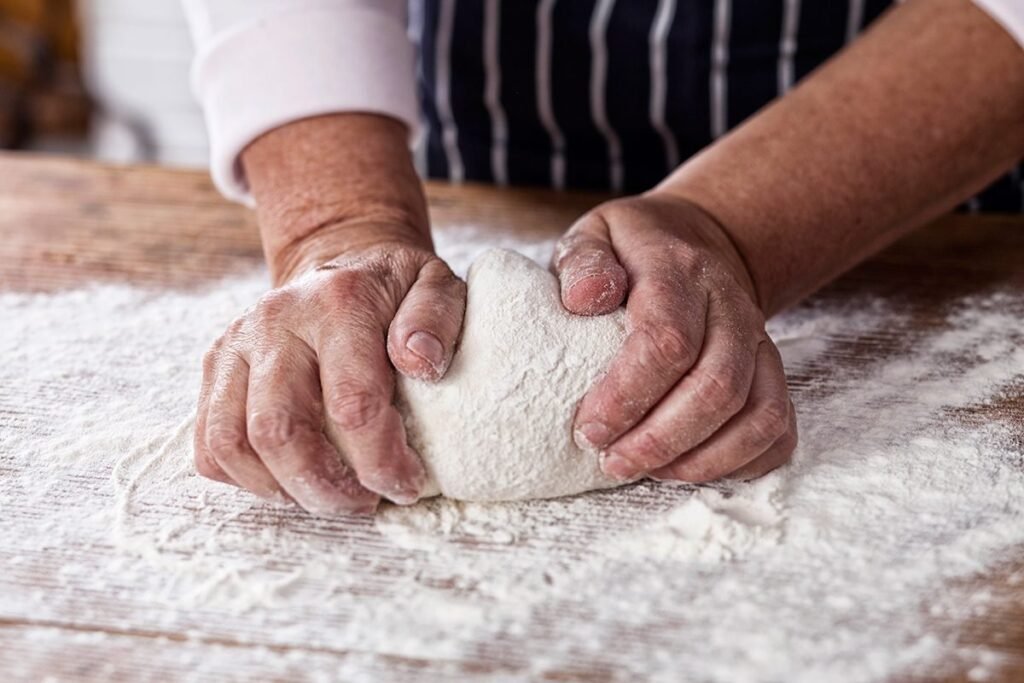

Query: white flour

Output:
[2, 224, 1023, 682]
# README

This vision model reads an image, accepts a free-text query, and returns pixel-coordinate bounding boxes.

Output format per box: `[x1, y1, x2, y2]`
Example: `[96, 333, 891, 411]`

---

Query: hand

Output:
[192, 113, 462, 515]
[553, 193, 797, 483]
[193, 232, 466, 515]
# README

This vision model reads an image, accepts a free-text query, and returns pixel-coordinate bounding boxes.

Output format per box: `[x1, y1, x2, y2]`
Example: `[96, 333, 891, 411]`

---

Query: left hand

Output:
[552, 192, 797, 483]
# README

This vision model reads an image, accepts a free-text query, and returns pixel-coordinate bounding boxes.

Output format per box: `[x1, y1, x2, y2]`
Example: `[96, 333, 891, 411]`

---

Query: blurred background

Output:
[0, 0, 206, 166]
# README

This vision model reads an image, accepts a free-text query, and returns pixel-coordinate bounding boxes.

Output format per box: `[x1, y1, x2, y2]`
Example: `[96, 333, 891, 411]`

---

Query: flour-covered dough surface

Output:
[396, 248, 626, 502]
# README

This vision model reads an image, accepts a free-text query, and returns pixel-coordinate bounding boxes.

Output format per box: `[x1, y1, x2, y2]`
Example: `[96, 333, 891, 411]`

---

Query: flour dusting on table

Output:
[2, 224, 1023, 682]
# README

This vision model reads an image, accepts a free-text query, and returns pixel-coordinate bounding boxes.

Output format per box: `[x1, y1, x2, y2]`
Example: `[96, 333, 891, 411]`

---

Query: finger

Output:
[246, 340, 380, 516]
[647, 342, 791, 483]
[321, 318, 428, 505]
[600, 294, 759, 480]
[203, 349, 290, 501]
[552, 213, 628, 316]
[193, 341, 236, 486]
[726, 407, 798, 482]
[572, 261, 707, 451]
[387, 259, 467, 381]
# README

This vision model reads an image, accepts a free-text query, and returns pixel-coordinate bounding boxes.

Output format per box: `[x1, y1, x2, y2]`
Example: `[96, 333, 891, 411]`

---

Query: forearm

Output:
[242, 114, 430, 285]
[658, 0, 1024, 315]
[183, 0, 417, 205]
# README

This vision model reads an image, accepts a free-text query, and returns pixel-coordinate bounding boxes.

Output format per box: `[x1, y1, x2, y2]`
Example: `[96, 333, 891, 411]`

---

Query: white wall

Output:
[76, 0, 209, 167]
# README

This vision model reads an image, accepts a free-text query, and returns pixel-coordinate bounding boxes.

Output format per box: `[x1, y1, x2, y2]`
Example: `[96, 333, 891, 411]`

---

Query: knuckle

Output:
[778, 424, 799, 457]
[202, 335, 235, 375]
[673, 246, 707, 274]
[194, 453, 222, 480]
[639, 324, 698, 373]
[326, 269, 365, 297]
[746, 304, 767, 328]
[323, 268, 392, 313]
[596, 198, 639, 224]
[623, 430, 677, 470]
[247, 409, 310, 451]
[588, 384, 639, 431]
[418, 260, 467, 304]
[226, 316, 246, 335]
[205, 420, 250, 461]
[681, 460, 729, 484]
[420, 258, 455, 283]
[325, 383, 385, 431]
[253, 289, 297, 324]
[746, 397, 791, 446]
[201, 346, 219, 375]
[694, 365, 748, 416]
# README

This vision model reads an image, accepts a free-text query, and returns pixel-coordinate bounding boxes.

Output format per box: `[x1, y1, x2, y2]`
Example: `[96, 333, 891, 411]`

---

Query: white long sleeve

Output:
[973, 0, 1024, 48]
[181, 0, 416, 205]
[183, 0, 1024, 205]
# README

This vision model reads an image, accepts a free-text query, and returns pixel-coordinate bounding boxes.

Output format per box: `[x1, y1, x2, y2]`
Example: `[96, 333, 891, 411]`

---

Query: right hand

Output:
[191, 113, 463, 516]
[194, 233, 466, 515]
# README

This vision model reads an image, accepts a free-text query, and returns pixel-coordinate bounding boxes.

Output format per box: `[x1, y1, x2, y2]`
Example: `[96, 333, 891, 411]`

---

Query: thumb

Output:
[552, 212, 629, 316]
[387, 258, 467, 382]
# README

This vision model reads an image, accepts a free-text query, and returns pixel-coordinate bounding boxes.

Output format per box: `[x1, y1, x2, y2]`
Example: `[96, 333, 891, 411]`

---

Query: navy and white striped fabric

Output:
[413, 0, 1024, 213]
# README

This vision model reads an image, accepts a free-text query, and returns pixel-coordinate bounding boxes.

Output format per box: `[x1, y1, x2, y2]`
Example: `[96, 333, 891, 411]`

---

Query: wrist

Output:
[272, 218, 433, 285]
[241, 113, 430, 285]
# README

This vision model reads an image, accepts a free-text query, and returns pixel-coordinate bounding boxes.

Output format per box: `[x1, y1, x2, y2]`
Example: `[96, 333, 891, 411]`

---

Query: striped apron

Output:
[413, 0, 1024, 213]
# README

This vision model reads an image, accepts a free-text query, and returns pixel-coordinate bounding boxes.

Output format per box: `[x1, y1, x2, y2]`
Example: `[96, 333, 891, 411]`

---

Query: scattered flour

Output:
[2, 224, 1023, 682]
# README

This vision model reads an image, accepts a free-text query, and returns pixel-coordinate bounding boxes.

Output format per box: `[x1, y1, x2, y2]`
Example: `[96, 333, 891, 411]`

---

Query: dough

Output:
[397, 248, 627, 502]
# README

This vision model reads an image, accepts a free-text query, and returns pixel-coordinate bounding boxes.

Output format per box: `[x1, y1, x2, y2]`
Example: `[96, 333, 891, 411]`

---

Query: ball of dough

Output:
[397, 248, 627, 502]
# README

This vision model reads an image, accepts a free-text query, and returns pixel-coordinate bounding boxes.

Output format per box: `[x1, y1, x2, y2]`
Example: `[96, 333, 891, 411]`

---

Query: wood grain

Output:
[1, 151, 1022, 682]
[0, 152, 604, 292]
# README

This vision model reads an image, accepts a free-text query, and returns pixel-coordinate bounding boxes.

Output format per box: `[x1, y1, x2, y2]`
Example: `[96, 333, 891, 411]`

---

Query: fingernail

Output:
[363, 470, 424, 506]
[260, 489, 293, 507]
[601, 453, 640, 481]
[407, 331, 446, 372]
[575, 422, 613, 450]
[362, 479, 420, 505]
[387, 486, 422, 506]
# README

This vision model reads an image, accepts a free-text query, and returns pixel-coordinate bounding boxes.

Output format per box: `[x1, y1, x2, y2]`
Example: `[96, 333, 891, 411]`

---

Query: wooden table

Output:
[1, 152, 1023, 682]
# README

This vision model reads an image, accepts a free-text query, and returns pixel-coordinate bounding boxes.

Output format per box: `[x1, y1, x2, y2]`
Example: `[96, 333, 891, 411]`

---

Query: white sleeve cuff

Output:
[973, 0, 1024, 49]
[189, 4, 418, 205]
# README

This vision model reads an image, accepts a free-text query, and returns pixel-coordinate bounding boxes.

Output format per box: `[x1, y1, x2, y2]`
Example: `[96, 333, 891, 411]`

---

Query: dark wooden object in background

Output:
[0, 1, 89, 148]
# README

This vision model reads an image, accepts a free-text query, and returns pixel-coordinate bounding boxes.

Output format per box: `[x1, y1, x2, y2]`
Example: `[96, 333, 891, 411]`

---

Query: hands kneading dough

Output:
[198, 205, 792, 511]
[327, 249, 626, 502]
